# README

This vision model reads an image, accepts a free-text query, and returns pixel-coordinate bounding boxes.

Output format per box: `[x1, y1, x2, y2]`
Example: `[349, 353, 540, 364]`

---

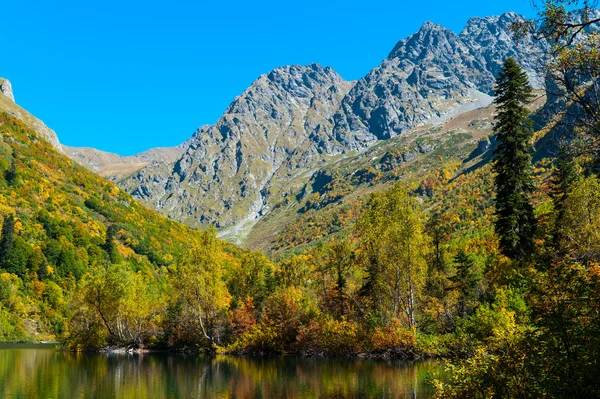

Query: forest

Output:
[0, 1, 599, 398]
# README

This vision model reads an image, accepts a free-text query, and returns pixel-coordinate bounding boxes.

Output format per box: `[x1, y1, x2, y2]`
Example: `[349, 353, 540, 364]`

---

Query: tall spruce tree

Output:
[0, 215, 15, 266]
[492, 57, 536, 260]
[550, 142, 579, 208]
[449, 249, 480, 318]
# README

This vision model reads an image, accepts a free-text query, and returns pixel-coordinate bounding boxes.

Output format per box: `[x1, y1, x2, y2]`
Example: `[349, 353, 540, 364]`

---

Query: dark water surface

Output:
[0, 343, 441, 398]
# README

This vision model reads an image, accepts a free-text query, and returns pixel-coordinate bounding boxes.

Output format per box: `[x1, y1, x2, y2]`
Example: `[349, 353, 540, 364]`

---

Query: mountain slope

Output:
[120, 64, 354, 242]
[102, 12, 548, 245]
[0, 109, 247, 341]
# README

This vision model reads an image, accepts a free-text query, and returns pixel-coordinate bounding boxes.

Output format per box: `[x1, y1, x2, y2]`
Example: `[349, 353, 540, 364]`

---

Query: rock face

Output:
[332, 12, 547, 149]
[0, 78, 63, 152]
[112, 12, 549, 242]
[0, 79, 15, 103]
[120, 64, 354, 239]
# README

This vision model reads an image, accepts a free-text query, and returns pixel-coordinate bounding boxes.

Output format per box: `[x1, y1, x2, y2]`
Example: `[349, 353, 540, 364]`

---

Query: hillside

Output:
[248, 93, 547, 254]
[0, 106, 248, 341]
[0, 79, 62, 151]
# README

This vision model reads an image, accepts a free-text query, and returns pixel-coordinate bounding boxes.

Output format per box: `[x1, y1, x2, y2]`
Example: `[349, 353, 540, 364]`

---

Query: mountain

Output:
[104, 12, 548, 246]
[65, 12, 549, 248]
[119, 64, 354, 242]
[332, 13, 546, 148]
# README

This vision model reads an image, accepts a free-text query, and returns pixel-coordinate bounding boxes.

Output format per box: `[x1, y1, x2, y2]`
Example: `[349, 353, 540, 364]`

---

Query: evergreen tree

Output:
[0, 215, 15, 265]
[449, 249, 480, 318]
[0, 215, 31, 277]
[104, 224, 122, 264]
[4, 158, 17, 186]
[492, 57, 536, 260]
[550, 142, 580, 252]
[550, 142, 579, 208]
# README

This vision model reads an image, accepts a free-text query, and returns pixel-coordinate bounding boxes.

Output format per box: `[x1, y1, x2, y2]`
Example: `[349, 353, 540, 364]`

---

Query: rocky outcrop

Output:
[0, 79, 15, 103]
[332, 12, 547, 150]
[0, 78, 62, 152]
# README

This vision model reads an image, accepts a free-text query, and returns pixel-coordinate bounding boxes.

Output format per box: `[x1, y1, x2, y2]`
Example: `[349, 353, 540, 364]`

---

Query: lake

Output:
[0, 344, 441, 398]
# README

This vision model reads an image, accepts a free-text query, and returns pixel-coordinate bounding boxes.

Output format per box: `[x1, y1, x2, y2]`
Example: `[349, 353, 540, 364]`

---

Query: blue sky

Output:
[1, 0, 537, 155]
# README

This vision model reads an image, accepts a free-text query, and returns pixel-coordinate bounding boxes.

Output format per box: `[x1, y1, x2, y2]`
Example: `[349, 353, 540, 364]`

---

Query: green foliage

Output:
[4, 158, 17, 186]
[492, 57, 537, 260]
[0, 112, 243, 343]
[357, 184, 428, 328]
[449, 249, 481, 318]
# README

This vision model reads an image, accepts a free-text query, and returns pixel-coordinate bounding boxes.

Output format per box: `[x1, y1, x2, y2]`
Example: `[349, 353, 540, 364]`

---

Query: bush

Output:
[297, 316, 360, 355]
[369, 318, 416, 353]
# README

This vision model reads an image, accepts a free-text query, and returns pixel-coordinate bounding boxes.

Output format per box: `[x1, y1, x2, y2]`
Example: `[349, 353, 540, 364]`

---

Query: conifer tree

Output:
[492, 57, 536, 260]
[0, 215, 15, 264]
[4, 158, 17, 186]
[449, 249, 480, 318]
[550, 142, 579, 208]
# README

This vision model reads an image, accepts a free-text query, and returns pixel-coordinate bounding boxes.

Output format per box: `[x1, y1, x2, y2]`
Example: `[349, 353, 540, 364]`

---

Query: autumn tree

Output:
[556, 176, 600, 262]
[320, 238, 357, 317]
[172, 227, 231, 347]
[358, 184, 427, 328]
[492, 57, 537, 261]
[515, 1, 600, 168]
[70, 263, 164, 348]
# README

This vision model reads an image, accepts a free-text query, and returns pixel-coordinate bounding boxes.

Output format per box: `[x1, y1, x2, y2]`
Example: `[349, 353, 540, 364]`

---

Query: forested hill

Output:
[0, 111, 254, 341]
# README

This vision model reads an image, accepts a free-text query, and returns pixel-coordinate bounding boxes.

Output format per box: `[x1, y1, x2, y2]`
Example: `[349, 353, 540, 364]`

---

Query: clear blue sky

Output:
[1, 0, 536, 155]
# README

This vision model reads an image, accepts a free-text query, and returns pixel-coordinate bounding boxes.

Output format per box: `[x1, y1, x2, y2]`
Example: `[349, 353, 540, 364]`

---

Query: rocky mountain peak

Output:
[388, 21, 460, 60]
[120, 63, 354, 240]
[0, 78, 15, 103]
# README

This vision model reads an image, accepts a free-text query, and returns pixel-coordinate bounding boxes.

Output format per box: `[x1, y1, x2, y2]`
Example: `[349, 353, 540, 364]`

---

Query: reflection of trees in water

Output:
[0, 347, 439, 398]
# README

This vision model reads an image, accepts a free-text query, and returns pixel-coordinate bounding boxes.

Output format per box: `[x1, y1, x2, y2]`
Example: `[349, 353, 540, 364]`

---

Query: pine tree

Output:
[449, 249, 480, 318]
[104, 224, 122, 264]
[0, 215, 15, 264]
[492, 57, 537, 260]
[550, 142, 579, 208]
[4, 158, 17, 186]
[0, 215, 31, 277]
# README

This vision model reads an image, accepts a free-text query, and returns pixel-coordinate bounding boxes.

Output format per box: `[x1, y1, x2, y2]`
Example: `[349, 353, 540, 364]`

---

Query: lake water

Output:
[0, 344, 441, 398]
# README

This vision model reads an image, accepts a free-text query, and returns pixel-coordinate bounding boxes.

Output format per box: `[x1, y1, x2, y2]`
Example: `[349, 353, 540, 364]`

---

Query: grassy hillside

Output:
[0, 111, 238, 342]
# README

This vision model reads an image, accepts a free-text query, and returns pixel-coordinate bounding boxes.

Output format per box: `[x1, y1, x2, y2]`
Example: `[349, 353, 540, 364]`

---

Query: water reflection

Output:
[0, 344, 439, 398]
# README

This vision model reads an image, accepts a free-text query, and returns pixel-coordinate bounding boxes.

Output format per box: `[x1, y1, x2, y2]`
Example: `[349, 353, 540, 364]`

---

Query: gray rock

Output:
[0, 79, 14, 103]
[120, 63, 354, 237]
[332, 12, 548, 149]
[417, 142, 435, 153]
